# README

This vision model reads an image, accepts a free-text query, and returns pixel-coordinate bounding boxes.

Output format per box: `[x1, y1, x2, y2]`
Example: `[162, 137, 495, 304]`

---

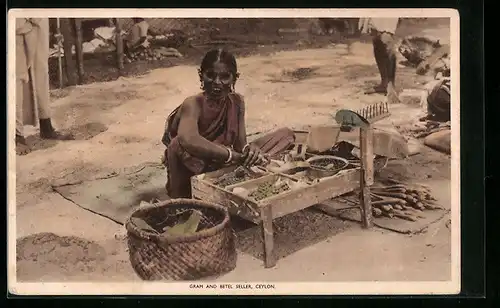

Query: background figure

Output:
[123, 18, 150, 56]
[359, 18, 400, 103]
[416, 43, 450, 77]
[15, 18, 73, 155]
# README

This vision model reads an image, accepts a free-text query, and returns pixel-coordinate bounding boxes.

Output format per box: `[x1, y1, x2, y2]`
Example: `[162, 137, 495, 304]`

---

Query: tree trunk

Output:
[60, 18, 77, 86]
[114, 18, 124, 71]
[73, 18, 85, 84]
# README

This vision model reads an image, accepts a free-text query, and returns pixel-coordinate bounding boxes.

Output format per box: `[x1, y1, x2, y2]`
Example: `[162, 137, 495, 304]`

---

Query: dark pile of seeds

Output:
[249, 181, 290, 201]
[310, 157, 347, 171]
[214, 167, 259, 187]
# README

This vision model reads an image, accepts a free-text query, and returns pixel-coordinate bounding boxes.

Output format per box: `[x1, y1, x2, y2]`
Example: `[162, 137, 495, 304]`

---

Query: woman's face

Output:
[202, 61, 234, 99]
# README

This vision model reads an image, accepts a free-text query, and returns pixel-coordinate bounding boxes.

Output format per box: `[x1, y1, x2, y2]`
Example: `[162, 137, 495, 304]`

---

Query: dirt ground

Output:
[14, 18, 453, 284]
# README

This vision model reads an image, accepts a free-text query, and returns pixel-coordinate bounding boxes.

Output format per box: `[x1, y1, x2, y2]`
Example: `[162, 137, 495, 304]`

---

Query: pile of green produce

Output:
[248, 180, 290, 201]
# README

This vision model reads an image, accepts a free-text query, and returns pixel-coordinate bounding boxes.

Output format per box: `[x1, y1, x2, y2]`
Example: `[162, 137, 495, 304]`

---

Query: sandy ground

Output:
[13, 19, 453, 284]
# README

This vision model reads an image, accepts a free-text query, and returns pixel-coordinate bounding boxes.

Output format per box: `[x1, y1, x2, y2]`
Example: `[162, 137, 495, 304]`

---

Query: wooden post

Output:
[359, 126, 374, 228]
[59, 18, 77, 86]
[114, 18, 124, 71]
[73, 18, 85, 84]
[260, 206, 276, 268]
[55, 18, 64, 89]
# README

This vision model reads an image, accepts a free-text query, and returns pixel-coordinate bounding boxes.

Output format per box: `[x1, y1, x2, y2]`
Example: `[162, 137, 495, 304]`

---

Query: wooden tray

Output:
[191, 167, 361, 224]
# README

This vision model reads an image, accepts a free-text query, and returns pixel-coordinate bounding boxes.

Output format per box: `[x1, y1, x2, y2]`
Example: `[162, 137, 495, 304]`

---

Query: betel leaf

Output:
[163, 210, 202, 236]
[131, 217, 159, 234]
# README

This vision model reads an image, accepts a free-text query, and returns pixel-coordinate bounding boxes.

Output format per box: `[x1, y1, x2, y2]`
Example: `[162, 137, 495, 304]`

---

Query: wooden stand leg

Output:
[359, 169, 373, 228]
[260, 206, 276, 268]
[114, 18, 124, 71]
[73, 18, 85, 84]
[359, 126, 374, 228]
[59, 18, 77, 86]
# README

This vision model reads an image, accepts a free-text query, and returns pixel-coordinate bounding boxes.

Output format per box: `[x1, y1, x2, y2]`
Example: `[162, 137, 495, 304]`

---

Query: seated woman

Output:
[123, 18, 150, 56]
[417, 44, 451, 123]
[161, 48, 296, 198]
[422, 77, 451, 123]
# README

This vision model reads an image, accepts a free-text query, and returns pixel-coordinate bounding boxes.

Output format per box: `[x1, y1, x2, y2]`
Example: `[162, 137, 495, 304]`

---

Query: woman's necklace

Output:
[205, 94, 228, 109]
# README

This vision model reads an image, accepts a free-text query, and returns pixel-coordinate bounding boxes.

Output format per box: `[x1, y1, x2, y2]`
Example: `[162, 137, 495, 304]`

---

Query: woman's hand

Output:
[241, 144, 267, 167]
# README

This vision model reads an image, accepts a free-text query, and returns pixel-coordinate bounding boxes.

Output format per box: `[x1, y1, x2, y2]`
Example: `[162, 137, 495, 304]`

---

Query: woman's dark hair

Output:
[132, 18, 145, 23]
[198, 48, 240, 91]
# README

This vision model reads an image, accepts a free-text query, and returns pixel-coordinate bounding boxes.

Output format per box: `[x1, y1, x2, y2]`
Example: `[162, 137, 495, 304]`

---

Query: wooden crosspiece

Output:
[333, 102, 391, 229]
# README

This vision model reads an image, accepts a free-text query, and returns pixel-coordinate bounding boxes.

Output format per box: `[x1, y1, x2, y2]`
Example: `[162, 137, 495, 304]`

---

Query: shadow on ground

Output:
[232, 210, 355, 262]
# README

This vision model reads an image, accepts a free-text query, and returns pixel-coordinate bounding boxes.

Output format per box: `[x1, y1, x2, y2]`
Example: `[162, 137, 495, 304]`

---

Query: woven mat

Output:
[316, 197, 450, 235]
[53, 163, 168, 225]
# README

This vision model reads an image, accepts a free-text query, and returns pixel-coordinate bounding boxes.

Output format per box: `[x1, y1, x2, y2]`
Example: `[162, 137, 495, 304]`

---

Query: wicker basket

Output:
[126, 198, 237, 281]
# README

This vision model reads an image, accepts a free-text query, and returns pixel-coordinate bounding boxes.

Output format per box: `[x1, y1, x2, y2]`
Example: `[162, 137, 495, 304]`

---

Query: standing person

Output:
[123, 18, 150, 56]
[161, 48, 296, 198]
[359, 18, 401, 101]
[16, 18, 73, 155]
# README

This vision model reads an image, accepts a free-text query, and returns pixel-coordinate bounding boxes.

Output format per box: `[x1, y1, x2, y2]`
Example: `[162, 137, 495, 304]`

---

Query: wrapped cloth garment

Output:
[15, 18, 51, 136]
[125, 20, 149, 50]
[358, 18, 400, 35]
[162, 93, 295, 198]
[426, 78, 451, 122]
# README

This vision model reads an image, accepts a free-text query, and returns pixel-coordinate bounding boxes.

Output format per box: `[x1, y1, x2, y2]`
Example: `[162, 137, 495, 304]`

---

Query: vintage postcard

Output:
[8, 8, 460, 295]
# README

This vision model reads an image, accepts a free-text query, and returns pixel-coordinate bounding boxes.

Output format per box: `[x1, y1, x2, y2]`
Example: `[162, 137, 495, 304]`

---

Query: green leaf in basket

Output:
[131, 217, 159, 234]
[163, 210, 202, 236]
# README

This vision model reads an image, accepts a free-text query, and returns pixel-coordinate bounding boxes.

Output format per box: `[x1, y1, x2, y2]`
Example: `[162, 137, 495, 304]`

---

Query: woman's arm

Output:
[232, 95, 267, 167]
[233, 96, 248, 152]
[177, 97, 234, 162]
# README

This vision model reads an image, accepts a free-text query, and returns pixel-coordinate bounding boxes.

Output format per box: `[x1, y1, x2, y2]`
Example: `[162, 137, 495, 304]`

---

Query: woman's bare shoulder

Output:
[178, 94, 204, 116]
[231, 92, 246, 105]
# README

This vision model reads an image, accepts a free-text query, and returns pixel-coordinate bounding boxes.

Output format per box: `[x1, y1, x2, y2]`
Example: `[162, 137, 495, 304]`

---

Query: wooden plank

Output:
[360, 127, 374, 185]
[293, 130, 309, 144]
[55, 18, 64, 88]
[260, 206, 276, 268]
[114, 18, 124, 71]
[225, 174, 279, 191]
[264, 169, 361, 219]
[359, 126, 374, 228]
[359, 169, 373, 228]
[193, 167, 361, 223]
[191, 176, 261, 224]
[73, 18, 85, 84]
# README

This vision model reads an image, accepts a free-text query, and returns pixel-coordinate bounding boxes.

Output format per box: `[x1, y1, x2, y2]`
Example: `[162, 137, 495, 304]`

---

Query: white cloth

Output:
[359, 18, 399, 34]
[126, 21, 149, 49]
[16, 18, 51, 135]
